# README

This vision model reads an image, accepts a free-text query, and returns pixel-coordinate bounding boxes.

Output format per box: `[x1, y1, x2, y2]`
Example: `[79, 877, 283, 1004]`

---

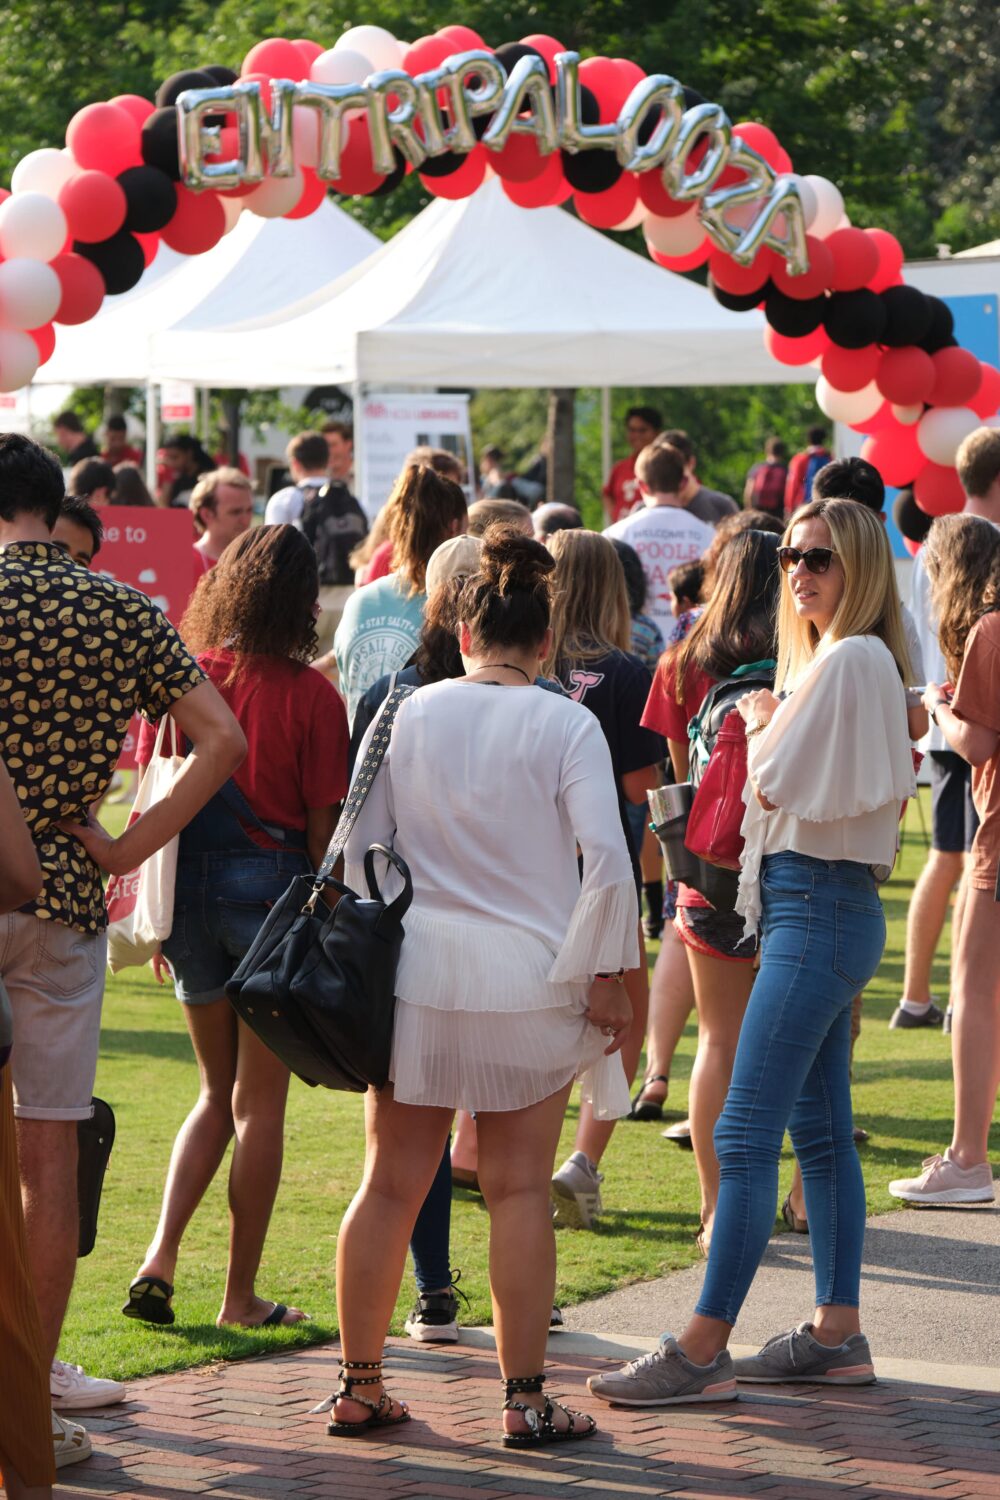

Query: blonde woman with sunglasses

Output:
[590, 498, 915, 1408]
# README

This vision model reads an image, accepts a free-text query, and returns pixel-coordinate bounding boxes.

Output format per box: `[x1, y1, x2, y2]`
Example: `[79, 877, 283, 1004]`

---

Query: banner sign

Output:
[360, 392, 472, 514]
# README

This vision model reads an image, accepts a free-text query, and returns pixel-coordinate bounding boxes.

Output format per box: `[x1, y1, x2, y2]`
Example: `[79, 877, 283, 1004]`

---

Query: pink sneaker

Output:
[888, 1151, 995, 1204]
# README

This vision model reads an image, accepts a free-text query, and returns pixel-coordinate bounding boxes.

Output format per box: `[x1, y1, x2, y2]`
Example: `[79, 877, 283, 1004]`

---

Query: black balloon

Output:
[367, 150, 407, 197]
[118, 165, 177, 233]
[893, 488, 932, 545]
[75, 231, 145, 296]
[203, 64, 239, 86]
[879, 284, 933, 348]
[765, 287, 826, 337]
[561, 149, 623, 193]
[682, 86, 706, 109]
[155, 69, 218, 109]
[921, 296, 956, 353]
[141, 108, 181, 180]
[710, 276, 771, 312]
[823, 289, 887, 349]
[493, 41, 546, 75]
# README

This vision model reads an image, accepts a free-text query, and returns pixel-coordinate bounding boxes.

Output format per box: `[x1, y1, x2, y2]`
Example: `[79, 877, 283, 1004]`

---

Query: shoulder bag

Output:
[226, 681, 414, 1091]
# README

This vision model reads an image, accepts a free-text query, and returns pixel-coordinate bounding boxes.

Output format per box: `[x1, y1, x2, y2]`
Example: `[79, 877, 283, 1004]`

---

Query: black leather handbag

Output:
[226, 683, 413, 1091]
[78, 1097, 115, 1257]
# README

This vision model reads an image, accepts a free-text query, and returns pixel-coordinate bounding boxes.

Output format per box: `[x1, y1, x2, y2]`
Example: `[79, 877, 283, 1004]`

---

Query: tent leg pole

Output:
[352, 380, 366, 513]
[200, 386, 210, 447]
[145, 381, 159, 496]
[601, 387, 612, 486]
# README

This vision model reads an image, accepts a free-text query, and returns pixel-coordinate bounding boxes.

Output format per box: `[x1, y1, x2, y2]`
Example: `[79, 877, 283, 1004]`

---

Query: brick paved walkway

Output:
[56, 1337, 1000, 1500]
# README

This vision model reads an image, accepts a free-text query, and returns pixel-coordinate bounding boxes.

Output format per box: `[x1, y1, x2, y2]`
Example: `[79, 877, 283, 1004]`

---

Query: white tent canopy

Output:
[149, 177, 800, 390]
[37, 200, 379, 386]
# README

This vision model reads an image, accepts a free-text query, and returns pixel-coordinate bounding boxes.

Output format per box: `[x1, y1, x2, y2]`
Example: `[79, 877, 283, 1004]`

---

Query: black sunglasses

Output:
[777, 545, 839, 575]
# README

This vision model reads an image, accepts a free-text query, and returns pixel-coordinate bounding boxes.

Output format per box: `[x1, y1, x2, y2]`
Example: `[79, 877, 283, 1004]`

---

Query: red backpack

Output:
[748, 460, 787, 515]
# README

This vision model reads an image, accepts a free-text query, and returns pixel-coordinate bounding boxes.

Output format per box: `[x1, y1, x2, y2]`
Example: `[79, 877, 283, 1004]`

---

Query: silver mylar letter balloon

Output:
[366, 69, 428, 174]
[481, 55, 558, 155]
[294, 81, 371, 180]
[556, 52, 618, 152]
[177, 86, 244, 189]
[734, 177, 810, 274]
[700, 137, 775, 254]
[616, 75, 685, 172]
[436, 51, 508, 154]
[664, 103, 732, 200]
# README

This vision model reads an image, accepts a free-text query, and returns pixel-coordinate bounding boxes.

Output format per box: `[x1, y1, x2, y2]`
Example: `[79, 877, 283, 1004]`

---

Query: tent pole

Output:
[601, 387, 612, 484]
[145, 381, 159, 494]
[200, 386, 211, 447]
[352, 378, 366, 511]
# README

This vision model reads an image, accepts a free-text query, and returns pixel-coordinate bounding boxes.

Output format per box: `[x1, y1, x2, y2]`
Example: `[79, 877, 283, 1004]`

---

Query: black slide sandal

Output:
[122, 1275, 175, 1325]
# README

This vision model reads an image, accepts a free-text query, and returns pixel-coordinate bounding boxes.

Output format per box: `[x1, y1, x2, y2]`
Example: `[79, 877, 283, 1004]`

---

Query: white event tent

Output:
[148, 177, 796, 393]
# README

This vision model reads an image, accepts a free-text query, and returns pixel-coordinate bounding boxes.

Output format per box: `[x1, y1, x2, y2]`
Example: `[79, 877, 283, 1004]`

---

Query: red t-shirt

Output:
[642, 650, 717, 911]
[361, 538, 394, 585]
[603, 456, 641, 523]
[101, 444, 143, 466]
[137, 649, 348, 844]
[192, 545, 214, 593]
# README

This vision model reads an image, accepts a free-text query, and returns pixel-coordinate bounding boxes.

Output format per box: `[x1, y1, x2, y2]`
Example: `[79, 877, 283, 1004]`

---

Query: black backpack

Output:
[688, 659, 777, 787]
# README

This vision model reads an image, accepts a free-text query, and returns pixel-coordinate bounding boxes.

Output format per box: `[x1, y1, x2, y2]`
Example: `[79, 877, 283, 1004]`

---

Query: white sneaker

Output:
[888, 1150, 996, 1205]
[51, 1358, 126, 1409]
[551, 1151, 604, 1229]
[52, 1410, 93, 1469]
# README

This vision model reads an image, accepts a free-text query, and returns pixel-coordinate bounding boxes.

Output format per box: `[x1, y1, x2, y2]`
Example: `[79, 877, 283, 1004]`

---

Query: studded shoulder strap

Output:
[316, 681, 414, 883]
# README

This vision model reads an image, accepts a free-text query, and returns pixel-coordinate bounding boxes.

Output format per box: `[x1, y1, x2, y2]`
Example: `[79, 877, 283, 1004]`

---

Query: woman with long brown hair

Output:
[334, 462, 468, 721]
[123, 525, 349, 1330]
[543, 529, 664, 1230]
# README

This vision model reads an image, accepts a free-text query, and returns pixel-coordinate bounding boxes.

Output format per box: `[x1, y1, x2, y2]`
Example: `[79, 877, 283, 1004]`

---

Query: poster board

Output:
[359, 392, 472, 516]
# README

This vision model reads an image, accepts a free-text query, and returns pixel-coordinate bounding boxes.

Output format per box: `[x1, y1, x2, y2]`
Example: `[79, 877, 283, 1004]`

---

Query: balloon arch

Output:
[1, 21, 997, 519]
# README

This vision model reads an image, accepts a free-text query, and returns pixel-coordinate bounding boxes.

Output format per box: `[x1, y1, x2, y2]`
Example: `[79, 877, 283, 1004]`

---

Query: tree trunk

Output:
[546, 387, 575, 505]
[221, 394, 242, 466]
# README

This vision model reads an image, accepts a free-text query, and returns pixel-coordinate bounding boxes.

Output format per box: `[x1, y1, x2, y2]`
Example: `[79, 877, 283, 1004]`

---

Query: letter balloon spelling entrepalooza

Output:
[2, 20, 999, 508]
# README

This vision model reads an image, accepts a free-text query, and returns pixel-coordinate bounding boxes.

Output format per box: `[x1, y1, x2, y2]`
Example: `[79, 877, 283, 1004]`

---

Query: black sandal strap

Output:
[502, 1374, 545, 1396]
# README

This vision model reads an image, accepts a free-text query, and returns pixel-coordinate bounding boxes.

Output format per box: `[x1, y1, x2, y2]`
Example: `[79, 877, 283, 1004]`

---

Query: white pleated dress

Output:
[344, 679, 639, 1117]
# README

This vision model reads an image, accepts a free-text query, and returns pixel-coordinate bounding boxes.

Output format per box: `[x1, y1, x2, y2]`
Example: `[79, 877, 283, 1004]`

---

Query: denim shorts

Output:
[162, 850, 310, 1005]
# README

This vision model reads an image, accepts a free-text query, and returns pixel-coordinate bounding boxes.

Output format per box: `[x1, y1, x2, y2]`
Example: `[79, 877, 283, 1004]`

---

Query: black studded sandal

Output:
[628, 1075, 669, 1122]
[501, 1374, 597, 1449]
[315, 1359, 411, 1437]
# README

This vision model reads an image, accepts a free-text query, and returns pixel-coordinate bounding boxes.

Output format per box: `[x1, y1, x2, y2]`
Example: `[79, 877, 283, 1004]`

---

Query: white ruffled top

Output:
[344, 680, 639, 1115]
[737, 635, 916, 937]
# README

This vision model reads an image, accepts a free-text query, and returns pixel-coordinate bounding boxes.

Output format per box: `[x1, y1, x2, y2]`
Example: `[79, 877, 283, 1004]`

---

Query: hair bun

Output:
[479, 523, 554, 594]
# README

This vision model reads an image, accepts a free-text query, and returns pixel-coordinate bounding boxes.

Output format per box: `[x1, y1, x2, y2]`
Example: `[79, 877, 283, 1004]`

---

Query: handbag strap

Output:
[314, 680, 414, 887]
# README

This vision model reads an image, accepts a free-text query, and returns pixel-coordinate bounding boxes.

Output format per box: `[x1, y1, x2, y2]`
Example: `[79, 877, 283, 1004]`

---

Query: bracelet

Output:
[595, 969, 625, 983]
[929, 697, 947, 726]
[746, 718, 770, 739]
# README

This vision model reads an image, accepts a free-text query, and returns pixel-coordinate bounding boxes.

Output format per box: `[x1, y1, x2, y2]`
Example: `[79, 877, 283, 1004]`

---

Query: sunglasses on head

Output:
[777, 545, 838, 575]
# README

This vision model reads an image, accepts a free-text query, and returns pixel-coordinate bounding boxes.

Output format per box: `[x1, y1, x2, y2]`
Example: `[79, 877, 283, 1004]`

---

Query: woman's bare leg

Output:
[687, 950, 754, 1244]
[574, 925, 648, 1166]
[450, 1109, 478, 1174]
[644, 924, 696, 1103]
[949, 885, 1000, 1166]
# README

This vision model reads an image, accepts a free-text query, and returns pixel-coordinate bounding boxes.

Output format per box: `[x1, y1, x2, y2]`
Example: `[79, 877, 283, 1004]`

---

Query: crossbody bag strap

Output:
[315, 681, 414, 886]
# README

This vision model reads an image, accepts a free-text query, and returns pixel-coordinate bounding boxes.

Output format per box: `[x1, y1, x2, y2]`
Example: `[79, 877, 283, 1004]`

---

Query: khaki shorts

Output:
[0, 913, 107, 1121]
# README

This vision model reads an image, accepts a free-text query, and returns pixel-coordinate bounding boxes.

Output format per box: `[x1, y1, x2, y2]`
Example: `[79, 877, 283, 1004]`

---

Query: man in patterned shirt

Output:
[0, 434, 246, 1437]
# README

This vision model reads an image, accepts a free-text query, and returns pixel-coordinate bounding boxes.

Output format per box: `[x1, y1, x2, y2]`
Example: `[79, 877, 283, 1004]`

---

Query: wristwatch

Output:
[929, 694, 948, 726]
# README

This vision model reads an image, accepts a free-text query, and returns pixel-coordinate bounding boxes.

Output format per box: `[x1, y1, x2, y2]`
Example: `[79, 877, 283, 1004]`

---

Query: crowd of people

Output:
[2, 399, 1000, 1491]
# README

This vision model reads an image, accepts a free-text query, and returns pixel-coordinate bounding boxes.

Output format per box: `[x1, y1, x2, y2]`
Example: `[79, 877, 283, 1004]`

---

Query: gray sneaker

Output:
[733, 1323, 875, 1385]
[587, 1334, 737, 1407]
[551, 1152, 604, 1230]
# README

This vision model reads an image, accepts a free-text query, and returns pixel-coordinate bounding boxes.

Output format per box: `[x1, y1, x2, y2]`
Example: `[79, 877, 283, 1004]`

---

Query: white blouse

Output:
[344, 680, 639, 1115]
[737, 635, 916, 935]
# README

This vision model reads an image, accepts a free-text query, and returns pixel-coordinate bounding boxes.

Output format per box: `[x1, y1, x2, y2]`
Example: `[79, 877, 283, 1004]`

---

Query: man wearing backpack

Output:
[784, 425, 832, 515]
[743, 437, 788, 516]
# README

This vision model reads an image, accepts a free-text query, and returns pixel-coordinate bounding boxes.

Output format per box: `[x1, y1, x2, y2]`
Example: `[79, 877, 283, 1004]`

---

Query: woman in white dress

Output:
[328, 527, 639, 1446]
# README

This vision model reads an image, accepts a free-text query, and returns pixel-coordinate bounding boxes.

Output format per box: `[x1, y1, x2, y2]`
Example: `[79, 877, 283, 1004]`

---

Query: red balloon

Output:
[929, 346, 983, 407]
[733, 122, 792, 174]
[849, 400, 895, 435]
[709, 247, 774, 296]
[860, 423, 924, 488]
[771, 235, 833, 300]
[328, 119, 385, 197]
[520, 34, 565, 84]
[638, 171, 689, 219]
[903, 535, 920, 557]
[242, 38, 309, 80]
[161, 187, 226, 255]
[293, 39, 325, 69]
[110, 93, 156, 128]
[491, 134, 550, 183]
[877, 345, 935, 406]
[284, 168, 329, 219]
[213, 126, 259, 199]
[30, 323, 56, 363]
[579, 56, 633, 121]
[66, 102, 142, 176]
[420, 148, 488, 200]
[502, 154, 570, 207]
[52, 252, 105, 324]
[865, 227, 904, 293]
[402, 34, 454, 75]
[574, 174, 639, 229]
[764, 325, 830, 365]
[612, 58, 646, 95]
[134, 231, 160, 267]
[650, 238, 711, 273]
[914, 462, 965, 516]
[58, 170, 127, 243]
[970, 362, 1000, 419]
[437, 24, 486, 50]
[825, 227, 880, 292]
[822, 343, 881, 393]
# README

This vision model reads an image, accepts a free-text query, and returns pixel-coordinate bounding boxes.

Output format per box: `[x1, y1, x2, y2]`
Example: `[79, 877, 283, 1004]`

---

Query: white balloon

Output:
[11, 148, 77, 199]
[334, 25, 403, 73]
[0, 330, 40, 391]
[293, 106, 340, 169]
[609, 201, 648, 232]
[787, 173, 818, 228]
[220, 195, 244, 235]
[244, 169, 305, 219]
[310, 46, 374, 86]
[644, 205, 704, 255]
[802, 175, 844, 240]
[0, 192, 68, 263]
[815, 374, 882, 425]
[0, 259, 62, 330]
[891, 402, 922, 426]
[916, 406, 980, 467]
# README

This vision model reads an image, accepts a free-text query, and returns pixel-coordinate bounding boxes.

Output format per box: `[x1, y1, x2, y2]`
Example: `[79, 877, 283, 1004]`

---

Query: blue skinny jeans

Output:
[696, 852, 886, 1326]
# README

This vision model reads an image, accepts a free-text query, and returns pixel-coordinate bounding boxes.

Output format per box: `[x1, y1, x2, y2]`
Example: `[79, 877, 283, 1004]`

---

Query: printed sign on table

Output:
[360, 392, 472, 516]
[97, 506, 196, 769]
[160, 379, 196, 424]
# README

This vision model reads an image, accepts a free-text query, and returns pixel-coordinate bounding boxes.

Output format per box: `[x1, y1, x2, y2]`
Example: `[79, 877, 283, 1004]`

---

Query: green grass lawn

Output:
[61, 791, 998, 1382]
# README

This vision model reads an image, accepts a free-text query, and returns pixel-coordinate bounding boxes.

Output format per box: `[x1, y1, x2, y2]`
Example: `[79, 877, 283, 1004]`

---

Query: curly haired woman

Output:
[123, 525, 349, 1330]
